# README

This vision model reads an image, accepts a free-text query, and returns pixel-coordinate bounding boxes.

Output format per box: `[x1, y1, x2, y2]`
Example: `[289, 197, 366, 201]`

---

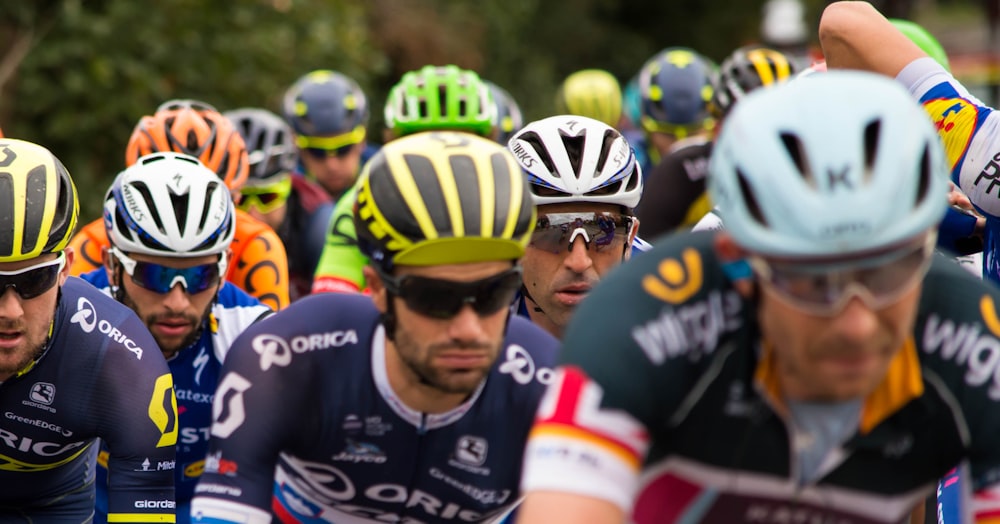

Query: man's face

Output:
[373, 261, 515, 396]
[298, 141, 364, 199]
[521, 202, 636, 337]
[108, 251, 221, 357]
[0, 251, 71, 380]
[754, 240, 931, 401]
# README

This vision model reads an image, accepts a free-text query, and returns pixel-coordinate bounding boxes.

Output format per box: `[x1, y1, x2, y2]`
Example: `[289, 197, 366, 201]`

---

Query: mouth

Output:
[152, 319, 192, 338]
[554, 284, 592, 306]
[0, 330, 24, 349]
[435, 351, 491, 369]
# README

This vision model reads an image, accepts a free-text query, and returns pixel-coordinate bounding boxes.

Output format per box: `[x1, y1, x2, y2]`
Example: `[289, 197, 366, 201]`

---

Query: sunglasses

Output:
[0, 252, 65, 300]
[112, 248, 226, 295]
[640, 116, 712, 139]
[239, 176, 293, 214]
[296, 125, 366, 159]
[749, 235, 936, 316]
[530, 212, 634, 255]
[380, 267, 523, 319]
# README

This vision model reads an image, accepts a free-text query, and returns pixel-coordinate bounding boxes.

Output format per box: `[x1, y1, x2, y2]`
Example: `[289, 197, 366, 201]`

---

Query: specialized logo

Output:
[212, 372, 252, 438]
[642, 248, 703, 304]
[923, 97, 976, 171]
[922, 295, 1000, 399]
[498, 344, 553, 385]
[252, 330, 359, 371]
[69, 297, 144, 359]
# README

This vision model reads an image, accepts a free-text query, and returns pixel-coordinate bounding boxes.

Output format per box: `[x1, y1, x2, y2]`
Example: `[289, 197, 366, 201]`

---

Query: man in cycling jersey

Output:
[311, 64, 499, 294]
[226, 108, 334, 301]
[0, 138, 176, 523]
[82, 152, 272, 524]
[819, 1, 999, 284]
[516, 71, 1000, 523]
[191, 131, 558, 523]
[507, 115, 648, 338]
[68, 99, 290, 310]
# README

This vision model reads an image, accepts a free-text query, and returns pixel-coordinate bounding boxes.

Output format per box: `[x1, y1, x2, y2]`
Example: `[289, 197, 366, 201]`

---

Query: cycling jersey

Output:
[81, 269, 272, 524]
[68, 212, 289, 311]
[190, 292, 559, 523]
[636, 138, 713, 238]
[899, 57, 1000, 283]
[521, 231, 1000, 523]
[281, 175, 334, 301]
[0, 277, 176, 523]
[312, 184, 368, 293]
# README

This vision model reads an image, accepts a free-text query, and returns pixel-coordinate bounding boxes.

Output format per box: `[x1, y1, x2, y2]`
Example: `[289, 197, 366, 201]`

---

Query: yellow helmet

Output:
[354, 131, 535, 272]
[555, 69, 623, 127]
[0, 139, 79, 262]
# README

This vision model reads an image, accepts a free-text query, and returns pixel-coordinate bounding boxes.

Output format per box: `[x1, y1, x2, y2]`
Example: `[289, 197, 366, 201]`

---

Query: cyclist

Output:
[555, 69, 624, 127]
[487, 80, 524, 145]
[633, 47, 716, 175]
[283, 69, 374, 203]
[69, 99, 290, 311]
[311, 64, 498, 294]
[191, 131, 558, 523]
[507, 115, 647, 338]
[639, 46, 800, 238]
[84, 152, 271, 524]
[226, 107, 333, 301]
[0, 138, 176, 522]
[517, 71, 1000, 523]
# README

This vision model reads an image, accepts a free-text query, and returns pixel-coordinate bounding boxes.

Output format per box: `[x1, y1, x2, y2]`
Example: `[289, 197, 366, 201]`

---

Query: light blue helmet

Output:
[708, 70, 948, 258]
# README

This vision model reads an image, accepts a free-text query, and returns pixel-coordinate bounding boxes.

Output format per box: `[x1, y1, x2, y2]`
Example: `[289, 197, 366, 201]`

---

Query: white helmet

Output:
[507, 115, 643, 209]
[105, 152, 235, 257]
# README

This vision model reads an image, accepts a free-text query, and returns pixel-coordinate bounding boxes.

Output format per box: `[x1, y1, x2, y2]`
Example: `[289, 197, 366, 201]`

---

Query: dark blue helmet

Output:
[282, 70, 369, 138]
[637, 47, 715, 138]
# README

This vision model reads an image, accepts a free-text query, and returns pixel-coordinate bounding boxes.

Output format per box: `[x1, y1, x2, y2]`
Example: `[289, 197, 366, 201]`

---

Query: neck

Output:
[525, 298, 563, 339]
[383, 338, 474, 414]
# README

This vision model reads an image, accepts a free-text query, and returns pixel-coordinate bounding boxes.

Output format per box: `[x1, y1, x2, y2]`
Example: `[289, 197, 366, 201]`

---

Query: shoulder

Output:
[291, 175, 333, 211]
[79, 267, 112, 291]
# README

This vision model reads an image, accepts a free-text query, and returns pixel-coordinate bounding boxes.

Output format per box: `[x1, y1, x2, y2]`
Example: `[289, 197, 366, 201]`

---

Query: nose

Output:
[161, 284, 192, 312]
[0, 288, 24, 318]
[563, 237, 595, 273]
[828, 295, 880, 344]
[446, 304, 488, 342]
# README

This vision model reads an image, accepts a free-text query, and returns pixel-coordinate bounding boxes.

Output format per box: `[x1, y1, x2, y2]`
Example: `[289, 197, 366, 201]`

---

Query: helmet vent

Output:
[863, 119, 881, 184]
[559, 132, 585, 179]
[916, 143, 932, 205]
[129, 181, 167, 235]
[21, 165, 47, 254]
[596, 129, 618, 173]
[737, 167, 768, 226]
[517, 131, 558, 176]
[779, 132, 813, 187]
[196, 182, 219, 234]
[169, 189, 190, 237]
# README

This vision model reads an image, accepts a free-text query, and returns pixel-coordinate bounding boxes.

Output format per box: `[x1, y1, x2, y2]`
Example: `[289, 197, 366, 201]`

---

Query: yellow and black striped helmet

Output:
[0, 139, 79, 262]
[354, 131, 535, 271]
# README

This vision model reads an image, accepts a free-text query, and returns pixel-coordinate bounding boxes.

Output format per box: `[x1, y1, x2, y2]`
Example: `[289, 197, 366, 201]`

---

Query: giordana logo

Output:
[454, 435, 488, 466]
[251, 330, 358, 371]
[69, 297, 144, 359]
[498, 345, 553, 385]
[30, 383, 55, 405]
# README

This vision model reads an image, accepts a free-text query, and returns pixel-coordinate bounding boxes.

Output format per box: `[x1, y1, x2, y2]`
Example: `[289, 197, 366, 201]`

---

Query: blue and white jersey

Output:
[82, 267, 271, 524]
[190, 292, 559, 523]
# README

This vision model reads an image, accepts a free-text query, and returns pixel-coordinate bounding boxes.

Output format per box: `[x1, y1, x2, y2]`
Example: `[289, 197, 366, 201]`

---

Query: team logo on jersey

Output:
[332, 439, 387, 464]
[251, 330, 359, 371]
[448, 435, 490, 475]
[642, 248, 703, 304]
[69, 296, 144, 359]
[922, 97, 976, 171]
[342, 414, 363, 433]
[498, 344, 553, 385]
[29, 382, 55, 405]
[922, 295, 1000, 400]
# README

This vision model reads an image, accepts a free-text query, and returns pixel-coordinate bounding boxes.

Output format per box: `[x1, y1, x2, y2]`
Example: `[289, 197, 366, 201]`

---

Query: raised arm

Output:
[819, 1, 927, 75]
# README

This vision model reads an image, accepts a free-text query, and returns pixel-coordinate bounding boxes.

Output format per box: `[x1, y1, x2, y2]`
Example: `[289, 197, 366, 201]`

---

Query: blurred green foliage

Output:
[2, 0, 776, 222]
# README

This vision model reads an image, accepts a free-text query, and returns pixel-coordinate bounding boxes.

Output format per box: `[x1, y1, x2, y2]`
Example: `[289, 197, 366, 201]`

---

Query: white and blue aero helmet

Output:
[507, 114, 643, 209]
[105, 152, 235, 257]
[708, 70, 949, 258]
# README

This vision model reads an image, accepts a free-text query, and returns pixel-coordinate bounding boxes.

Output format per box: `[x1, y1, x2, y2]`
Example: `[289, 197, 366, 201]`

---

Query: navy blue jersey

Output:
[191, 292, 558, 523]
[0, 277, 176, 523]
[82, 269, 272, 524]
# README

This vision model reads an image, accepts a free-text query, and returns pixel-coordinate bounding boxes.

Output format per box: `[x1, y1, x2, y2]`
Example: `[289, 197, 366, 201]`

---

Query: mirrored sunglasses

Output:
[112, 248, 226, 295]
[529, 212, 633, 255]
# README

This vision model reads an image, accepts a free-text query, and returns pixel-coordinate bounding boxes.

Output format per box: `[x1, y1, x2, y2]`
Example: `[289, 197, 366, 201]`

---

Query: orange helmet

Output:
[125, 99, 249, 190]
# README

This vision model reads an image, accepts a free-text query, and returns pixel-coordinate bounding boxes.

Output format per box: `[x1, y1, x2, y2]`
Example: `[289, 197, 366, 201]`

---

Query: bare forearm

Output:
[819, 1, 925, 75]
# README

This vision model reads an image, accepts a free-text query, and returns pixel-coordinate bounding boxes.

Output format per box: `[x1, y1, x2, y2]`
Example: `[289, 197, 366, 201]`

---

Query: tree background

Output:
[0, 0, 988, 222]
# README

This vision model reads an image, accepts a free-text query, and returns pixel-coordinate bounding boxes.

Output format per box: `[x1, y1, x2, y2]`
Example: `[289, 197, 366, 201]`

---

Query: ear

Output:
[624, 217, 641, 260]
[59, 247, 75, 286]
[364, 266, 388, 313]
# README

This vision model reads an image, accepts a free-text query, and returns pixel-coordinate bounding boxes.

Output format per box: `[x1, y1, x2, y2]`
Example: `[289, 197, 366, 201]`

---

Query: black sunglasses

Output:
[303, 144, 355, 159]
[0, 253, 65, 300]
[380, 267, 522, 319]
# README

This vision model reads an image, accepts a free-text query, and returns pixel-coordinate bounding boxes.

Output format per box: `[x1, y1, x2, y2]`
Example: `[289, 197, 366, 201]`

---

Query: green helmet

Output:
[383, 65, 497, 138]
[889, 19, 950, 72]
